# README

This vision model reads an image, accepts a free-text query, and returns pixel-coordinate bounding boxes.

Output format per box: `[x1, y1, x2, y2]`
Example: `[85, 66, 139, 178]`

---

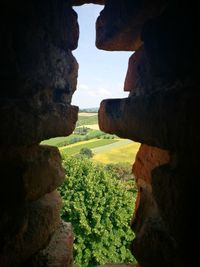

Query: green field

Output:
[40, 135, 78, 146]
[76, 114, 98, 127]
[60, 138, 118, 156]
[41, 130, 105, 147]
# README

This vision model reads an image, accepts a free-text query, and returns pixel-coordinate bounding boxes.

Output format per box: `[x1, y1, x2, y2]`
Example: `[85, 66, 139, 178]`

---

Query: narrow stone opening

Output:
[72, 4, 131, 109]
[43, 4, 140, 267]
[1, 0, 199, 266]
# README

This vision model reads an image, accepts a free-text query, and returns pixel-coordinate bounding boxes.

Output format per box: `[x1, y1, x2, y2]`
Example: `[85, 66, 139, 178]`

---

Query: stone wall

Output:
[98, 0, 200, 266]
[1, 0, 200, 266]
[0, 0, 78, 266]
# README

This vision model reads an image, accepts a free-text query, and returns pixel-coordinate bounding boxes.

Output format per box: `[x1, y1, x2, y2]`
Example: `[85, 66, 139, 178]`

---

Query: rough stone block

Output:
[124, 47, 152, 95]
[0, 145, 65, 202]
[141, 3, 200, 86]
[133, 144, 170, 186]
[0, 191, 61, 266]
[27, 221, 74, 267]
[96, 0, 166, 51]
[0, 101, 78, 145]
[98, 87, 200, 150]
[1, 1, 79, 99]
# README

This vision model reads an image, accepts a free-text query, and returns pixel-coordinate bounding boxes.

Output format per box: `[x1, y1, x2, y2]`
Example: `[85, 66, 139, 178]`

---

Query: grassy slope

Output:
[40, 136, 72, 146]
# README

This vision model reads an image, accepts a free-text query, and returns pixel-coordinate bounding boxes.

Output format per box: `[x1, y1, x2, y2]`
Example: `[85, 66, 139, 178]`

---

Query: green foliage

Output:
[74, 127, 90, 135]
[105, 162, 133, 181]
[79, 147, 94, 158]
[86, 130, 104, 139]
[59, 156, 136, 267]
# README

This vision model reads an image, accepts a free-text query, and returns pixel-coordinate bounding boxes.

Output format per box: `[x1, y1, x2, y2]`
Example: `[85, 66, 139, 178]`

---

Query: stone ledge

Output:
[96, 0, 165, 51]
[26, 221, 74, 267]
[0, 100, 78, 145]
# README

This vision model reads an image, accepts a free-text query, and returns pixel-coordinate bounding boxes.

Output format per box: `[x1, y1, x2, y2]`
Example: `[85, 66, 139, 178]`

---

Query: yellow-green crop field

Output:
[92, 142, 140, 164]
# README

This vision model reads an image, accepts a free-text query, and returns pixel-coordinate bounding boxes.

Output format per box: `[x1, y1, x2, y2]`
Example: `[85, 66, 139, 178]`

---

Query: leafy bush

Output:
[86, 130, 104, 139]
[79, 147, 94, 158]
[59, 156, 136, 267]
[105, 163, 133, 181]
[74, 127, 90, 135]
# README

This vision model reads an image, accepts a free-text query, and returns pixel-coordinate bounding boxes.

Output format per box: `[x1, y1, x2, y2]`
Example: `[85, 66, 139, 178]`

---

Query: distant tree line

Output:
[79, 107, 98, 113]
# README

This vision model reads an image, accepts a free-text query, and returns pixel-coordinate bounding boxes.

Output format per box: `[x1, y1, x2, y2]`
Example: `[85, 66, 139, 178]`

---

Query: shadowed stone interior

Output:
[0, 0, 200, 266]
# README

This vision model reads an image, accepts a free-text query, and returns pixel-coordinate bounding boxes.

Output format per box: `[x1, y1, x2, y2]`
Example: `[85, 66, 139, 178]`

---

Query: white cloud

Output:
[79, 84, 89, 90]
[73, 82, 129, 108]
[78, 84, 112, 98]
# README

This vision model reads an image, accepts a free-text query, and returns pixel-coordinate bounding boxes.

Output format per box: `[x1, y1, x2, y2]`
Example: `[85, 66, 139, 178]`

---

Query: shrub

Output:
[59, 156, 136, 267]
[105, 163, 133, 181]
[79, 147, 93, 158]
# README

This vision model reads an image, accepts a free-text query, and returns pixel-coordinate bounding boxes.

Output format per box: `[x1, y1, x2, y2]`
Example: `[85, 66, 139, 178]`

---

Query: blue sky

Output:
[72, 4, 132, 109]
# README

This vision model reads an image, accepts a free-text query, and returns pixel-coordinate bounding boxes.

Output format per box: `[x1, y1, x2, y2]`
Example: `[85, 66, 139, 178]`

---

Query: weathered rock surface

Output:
[0, 0, 78, 265]
[124, 47, 152, 95]
[0, 191, 61, 266]
[96, 0, 166, 51]
[26, 221, 74, 267]
[0, 145, 64, 202]
[133, 144, 170, 186]
[0, 0, 79, 147]
[131, 145, 176, 266]
[99, 86, 200, 151]
[0, 101, 78, 146]
[98, 0, 200, 266]
[1, 3, 79, 99]
[141, 3, 200, 86]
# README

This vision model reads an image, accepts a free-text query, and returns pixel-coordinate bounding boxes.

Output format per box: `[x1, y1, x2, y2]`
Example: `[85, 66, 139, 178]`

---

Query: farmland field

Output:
[92, 141, 140, 164]
[60, 138, 118, 156]
[81, 123, 99, 130]
[92, 139, 131, 154]
[76, 114, 98, 127]
[40, 135, 75, 146]
[78, 112, 97, 116]
[41, 111, 140, 162]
